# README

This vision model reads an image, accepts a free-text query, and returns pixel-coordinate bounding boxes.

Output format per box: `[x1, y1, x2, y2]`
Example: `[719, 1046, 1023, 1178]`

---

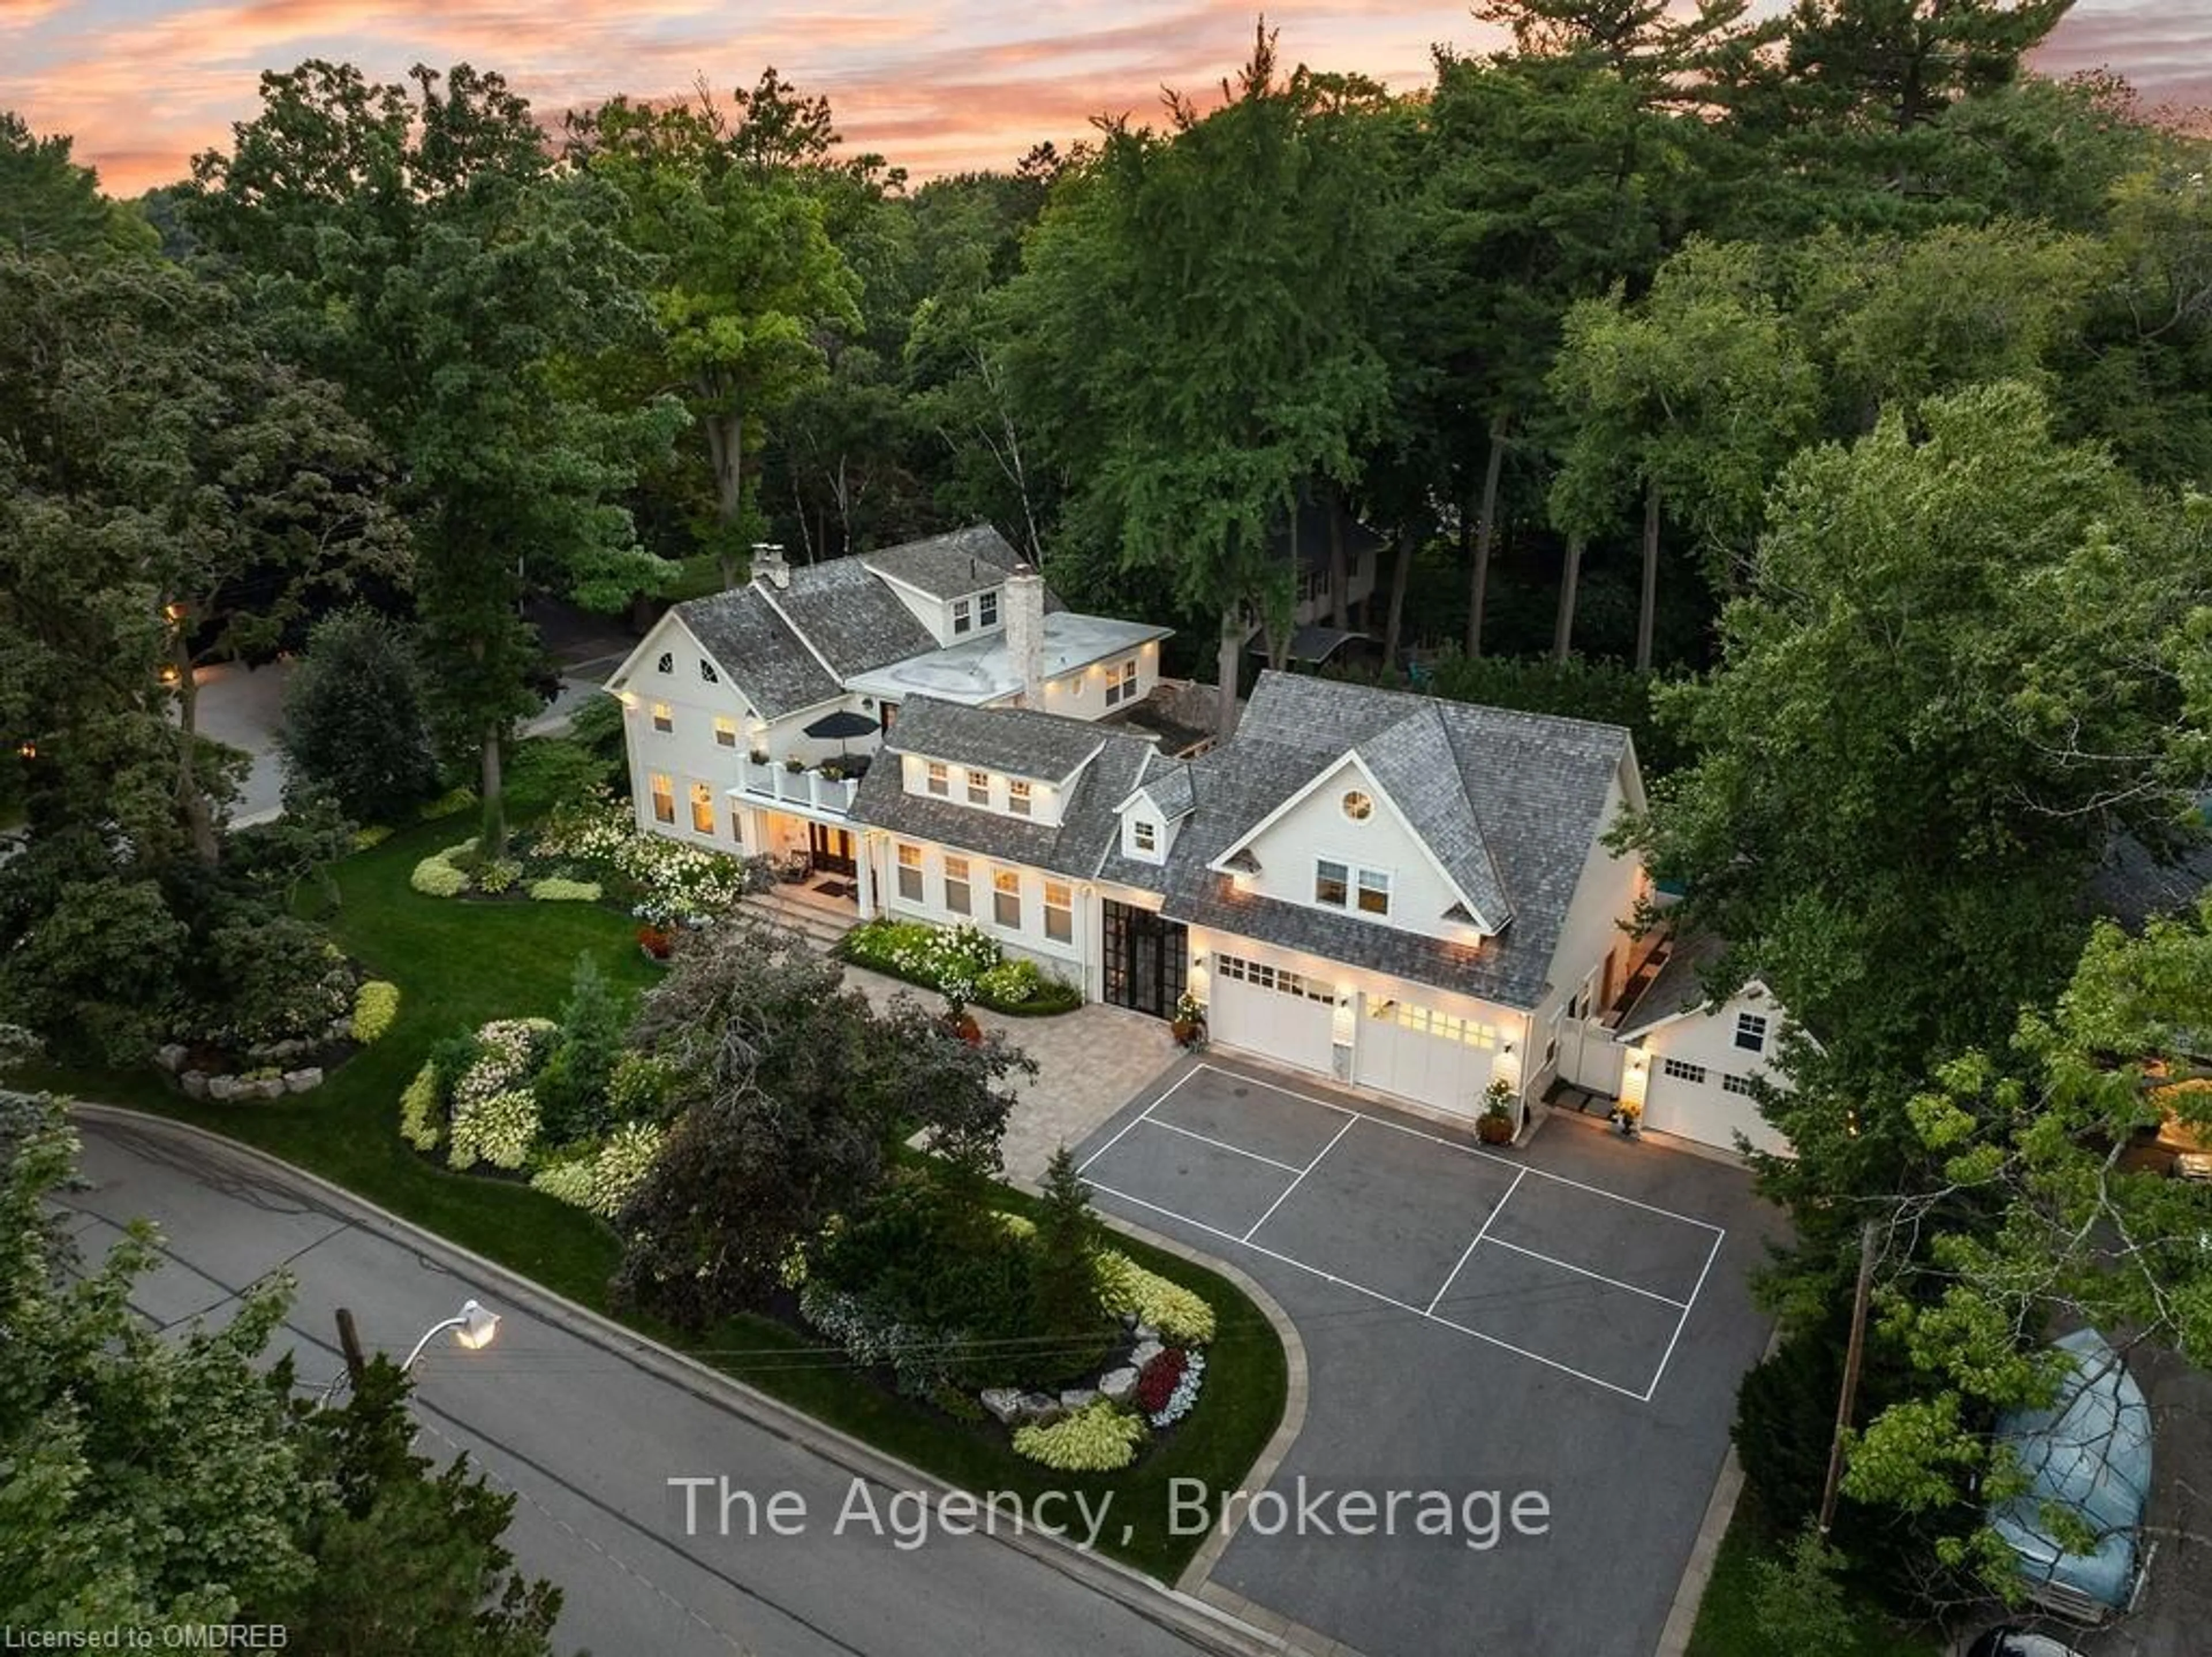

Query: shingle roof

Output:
[1613, 930, 1729, 1036]
[1354, 703, 1512, 929]
[1128, 754, 1195, 822]
[861, 524, 1033, 602]
[877, 697, 1114, 784]
[1157, 672, 1630, 1011]
[760, 556, 938, 680]
[673, 587, 841, 721]
[851, 698, 1156, 880]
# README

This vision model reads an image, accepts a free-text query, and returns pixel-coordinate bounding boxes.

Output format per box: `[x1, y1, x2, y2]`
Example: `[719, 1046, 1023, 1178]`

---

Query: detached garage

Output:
[1614, 939, 1791, 1157]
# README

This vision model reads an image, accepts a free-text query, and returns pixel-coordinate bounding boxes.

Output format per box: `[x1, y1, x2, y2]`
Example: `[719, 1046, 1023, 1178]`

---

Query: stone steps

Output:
[737, 888, 854, 953]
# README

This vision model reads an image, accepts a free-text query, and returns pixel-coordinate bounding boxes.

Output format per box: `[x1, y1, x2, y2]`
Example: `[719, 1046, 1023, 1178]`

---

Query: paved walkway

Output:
[842, 963, 1182, 1190]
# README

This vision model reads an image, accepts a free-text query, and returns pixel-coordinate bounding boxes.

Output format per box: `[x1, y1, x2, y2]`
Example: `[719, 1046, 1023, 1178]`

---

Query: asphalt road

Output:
[56, 1109, 1238, 1657]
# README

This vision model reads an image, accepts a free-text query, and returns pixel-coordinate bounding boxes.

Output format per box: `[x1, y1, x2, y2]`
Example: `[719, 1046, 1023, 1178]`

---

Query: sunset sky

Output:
[3, 0, 2205, 198]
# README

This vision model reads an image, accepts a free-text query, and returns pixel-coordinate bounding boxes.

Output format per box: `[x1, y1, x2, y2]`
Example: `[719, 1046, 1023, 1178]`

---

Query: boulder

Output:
[979, 1388, 1025, 1425]
[1130, 1339, 1164, 1373]
[326, 1018, 353, 1043]
[1016, 1392, 1065, 1426]
[1119, 1311, 1139, 1330]
[1059, 1388, 1099, 1413]
[180, 1070, 209, 1100]
[1133, 1323, 1160, 1344]
[154, 1043, 188, 1073]
[206, 1075, 245, 1102]
[283, 1067, 324, 1095]
[250, 1076, 287, 1102]
[1097, 1367, 1139, 1405]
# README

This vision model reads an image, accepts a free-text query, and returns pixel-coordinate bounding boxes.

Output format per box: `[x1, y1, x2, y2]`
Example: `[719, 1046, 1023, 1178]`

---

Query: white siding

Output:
[872, 838, 1086, 982]
[896, 751, 1069, 826]
[1634, 988, 1791, 1156]
[1028, 641, 1161, 721]
[1527, 763, 1645, 1091]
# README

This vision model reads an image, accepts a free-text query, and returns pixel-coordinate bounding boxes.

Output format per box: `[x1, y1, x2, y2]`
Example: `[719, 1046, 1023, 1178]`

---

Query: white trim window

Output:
[978, 590, 999, 627]
[952, 597, 974, 635]
[967, 768, 991, 807]
[689, 782, 715, 835]
[728, 801, 744, 843]
[652, 702, 673, 733]
[1215, 954, 1334, 1003]
[1009, 779, 1033, 818]
[1104, 657, 1138, 707]
[993, 868, 1021, 929]
[1044, 880, 1072, 944]
[896, 843, 924, 902]
[1734, 1012, 1768, 1053]
[1132, 820, 1158, 856]
[1722, 1072, 1758, 1097]
[649, 772, 675, 824]
[1662, 1057, 1707, 1084]
[944, 855, 971, 915]
[713, 715, 738, 748]
[1315, 858, 1349, 907]
[926, 760, 949, 797]
[1357, 869, 1391, 917]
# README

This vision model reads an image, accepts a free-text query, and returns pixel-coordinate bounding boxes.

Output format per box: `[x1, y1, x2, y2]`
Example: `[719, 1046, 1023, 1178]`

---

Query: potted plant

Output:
[1476, 1077, 1517, 1145]
[749, 747, 771, 766]
[942, 983, 983, 1046]
[819, 759, 846, 782]
[1170, 991, 1206, 1047]
[636, 924, 674, 963]
[1612, 1098, 1643, 1140]
[783, 756, 806, 773]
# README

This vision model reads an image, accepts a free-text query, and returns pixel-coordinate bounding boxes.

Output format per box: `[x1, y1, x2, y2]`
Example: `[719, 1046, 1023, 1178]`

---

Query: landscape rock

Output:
[206, 1075, 245, 1102]
[979, 1388, 1024, 1425]
[1016, 1392, 1065, 1426]
[249, 1076, 286, 1102]
[154, 1043, 188, 1073]
[180, 1070, 209, 1100]
[1058, 1388, 1099, 1412]
[282, 1067, 324, 1095]
[1097, 1367, 1138, 1405]
[326, 1018, 353, 1043]
[1130, 1340, 1164, 1373]
[1133, 1323, 1159, 1344]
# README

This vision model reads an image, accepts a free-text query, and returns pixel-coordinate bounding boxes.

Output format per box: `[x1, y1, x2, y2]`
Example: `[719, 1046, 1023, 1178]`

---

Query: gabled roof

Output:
[1357, 703, 1513, 930]
[1154, 672, 1632, 1011]
[1119, 754, 1196, 822]
[851, 698, 1156, 880]
[658, 591, 840, 721]
[861, 523, 1031, 602]
[759, 555, 937, 680]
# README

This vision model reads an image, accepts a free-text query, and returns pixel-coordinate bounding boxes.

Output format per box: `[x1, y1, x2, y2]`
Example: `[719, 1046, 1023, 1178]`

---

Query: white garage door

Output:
[1354, 996, 1499, 1115]
[1641, 1056, 1766, 1151]
[1209, 952, 1337, 1076]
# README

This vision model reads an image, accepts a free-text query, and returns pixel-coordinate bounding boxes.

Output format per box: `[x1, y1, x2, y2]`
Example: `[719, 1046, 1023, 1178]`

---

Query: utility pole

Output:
[334, 1306, 368, 1393]
[1819, 1220, 1883, 1535]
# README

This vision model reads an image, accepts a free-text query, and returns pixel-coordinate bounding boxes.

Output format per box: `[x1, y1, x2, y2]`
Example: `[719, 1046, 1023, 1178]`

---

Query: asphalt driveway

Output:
[1077, 1057, 1782, 1657]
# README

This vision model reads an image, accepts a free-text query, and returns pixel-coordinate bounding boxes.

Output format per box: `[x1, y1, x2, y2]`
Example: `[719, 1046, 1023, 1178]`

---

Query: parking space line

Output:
[1238, 1115, 1358, 1243]
[1075, 1068, 1202, 1175]
[1086, 1178, 1651, 1402]
[1193, 1062, 1726, 1236]
[1426, 1167, 1525, 1315]
[1640, 1225, 1728, 1402]
[1135, 1117, 1308, 1175]
[1476, 1236, 1691, 1309]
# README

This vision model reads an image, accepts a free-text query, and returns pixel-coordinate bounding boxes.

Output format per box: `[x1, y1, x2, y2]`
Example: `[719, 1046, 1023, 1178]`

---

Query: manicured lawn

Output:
[14, 816, 1286, 1581]
[1686, 1495, 1945, 1657]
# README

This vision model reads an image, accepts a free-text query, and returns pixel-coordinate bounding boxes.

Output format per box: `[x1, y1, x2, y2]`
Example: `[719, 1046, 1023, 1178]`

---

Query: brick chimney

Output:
[1005, 563, 1046, 707]
[752, 542, 790, 591]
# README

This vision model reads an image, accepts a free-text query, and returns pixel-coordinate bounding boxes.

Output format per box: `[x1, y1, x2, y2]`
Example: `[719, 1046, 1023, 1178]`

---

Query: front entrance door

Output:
[1103, 900, 1186, 1019]
[808, 823, 856, 877]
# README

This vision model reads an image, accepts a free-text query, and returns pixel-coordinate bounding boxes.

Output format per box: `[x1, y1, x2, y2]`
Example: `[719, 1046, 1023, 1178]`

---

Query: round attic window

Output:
[1341, 790, 1374, 822]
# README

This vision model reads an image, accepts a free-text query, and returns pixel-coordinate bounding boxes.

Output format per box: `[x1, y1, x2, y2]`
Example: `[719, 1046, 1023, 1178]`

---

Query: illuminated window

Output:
[926, 761, 948, 797]
[1315, 859, 1349, 907]
[713, 716, 738, 748]
[896, 842, 923, 902]
[689, 782, 715, 834]
[652, 702, 673, 733]
[649, 773, 674, 824]
[944, 855, 971, 915]
[993, 868, 1021, 928]
[1357, 869, 1391, 916]
[1009, 780, 1032, 818]
[1341, 790, 1373, 821]
[1044, 880, 1072, 944]
[967, 769, 990, 807]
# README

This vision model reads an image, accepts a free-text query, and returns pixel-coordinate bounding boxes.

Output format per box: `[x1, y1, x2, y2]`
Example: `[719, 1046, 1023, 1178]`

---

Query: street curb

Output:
[1653, 1321, 1782, 1657]
[63, 1101, 1285, 1657]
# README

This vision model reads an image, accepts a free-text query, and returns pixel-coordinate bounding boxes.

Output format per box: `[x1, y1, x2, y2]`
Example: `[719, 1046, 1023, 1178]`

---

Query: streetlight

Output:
[324, 1297, 500, 1403]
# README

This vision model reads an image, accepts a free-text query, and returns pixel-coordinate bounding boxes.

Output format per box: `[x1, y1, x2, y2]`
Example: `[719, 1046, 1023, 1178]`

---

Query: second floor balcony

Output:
[738, 755, 864, 817]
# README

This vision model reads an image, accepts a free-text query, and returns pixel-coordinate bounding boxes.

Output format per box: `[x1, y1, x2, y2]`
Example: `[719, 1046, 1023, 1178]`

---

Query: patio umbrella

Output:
[804, 707, 877, 756]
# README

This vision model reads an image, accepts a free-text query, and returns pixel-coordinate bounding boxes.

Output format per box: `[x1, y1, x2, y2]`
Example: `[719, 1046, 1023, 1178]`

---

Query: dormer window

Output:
[967, 769, 990, 806]
[979, 590, 999, 627]
[1009, 779, 1032, 818]
[1133, 820, 1158, 854]
[926, 761, 948, 797]
[952, 598, 973, 635]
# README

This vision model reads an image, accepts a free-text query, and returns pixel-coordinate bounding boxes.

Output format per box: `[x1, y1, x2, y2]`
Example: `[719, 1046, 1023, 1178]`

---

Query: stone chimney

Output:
[752, 542, 790, 591]
[1005, 563, 1046, 708]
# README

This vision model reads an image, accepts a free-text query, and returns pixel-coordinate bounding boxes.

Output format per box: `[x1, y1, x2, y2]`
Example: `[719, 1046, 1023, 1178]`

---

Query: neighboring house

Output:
[604, 524, 1171, 882]
[1251, 494, 1387, 667]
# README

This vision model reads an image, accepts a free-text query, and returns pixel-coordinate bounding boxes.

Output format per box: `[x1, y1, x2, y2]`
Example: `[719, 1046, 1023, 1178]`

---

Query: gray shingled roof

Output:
[1130, 754, 1196, 822]
[760, 557, 937, 680]
[851, 701, 1155, 880]
[1156, 672, 1630, 1011]
[861, 524, 1029, 602]
[1614, 930, 1729, 1036]
[1354, 703, 1513, 928]
[673, 587, 841, 721]
[876, 696, 1117, 784]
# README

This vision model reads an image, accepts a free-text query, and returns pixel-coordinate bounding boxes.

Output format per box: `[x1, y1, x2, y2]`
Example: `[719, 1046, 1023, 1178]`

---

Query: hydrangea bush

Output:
[535, 796, 748, 925]
[1012, 1401, 1147, 1471]
[840, 920, 1080, 1014]
[798, 1280, 960, 1397]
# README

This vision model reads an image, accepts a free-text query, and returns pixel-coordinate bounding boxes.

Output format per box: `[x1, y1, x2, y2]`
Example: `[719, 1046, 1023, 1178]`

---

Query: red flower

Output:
[637, 925, 673, 959]
[1135, 1347, 1188, 1416]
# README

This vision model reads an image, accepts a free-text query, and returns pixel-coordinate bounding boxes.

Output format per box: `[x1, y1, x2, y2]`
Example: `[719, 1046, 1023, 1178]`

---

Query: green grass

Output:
[15, 816, 1287, 1580]
[1686, 1495, 1945, 1657]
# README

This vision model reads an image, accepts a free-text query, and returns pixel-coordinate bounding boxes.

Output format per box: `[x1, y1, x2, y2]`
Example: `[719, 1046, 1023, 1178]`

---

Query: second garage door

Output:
[1354, 996, 1501, 1115]
[1209, 952, 1338, 1076]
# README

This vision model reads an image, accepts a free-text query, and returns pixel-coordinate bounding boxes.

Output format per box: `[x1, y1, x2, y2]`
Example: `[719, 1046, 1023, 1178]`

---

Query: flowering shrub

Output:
[528, 877, 603, 903]
[351, 981, 400, 1044]
[537, 795, 748, 925]
[409, 854, 467, 898]
[798, 1280, 959, 1397]
[400, 1062, 442, 1150]
[1146, 1349, 1205, 1428]
[1012, 1402, 1146, 1472]
[452, 1017, 556, 1113]
[1135, 1346, 1188, 1415]
[1098, 1254, 1216, 1345]
[528, 1121, 665, 1219]
[449, 1087, 540, 1170]
[840, 920, 1081, 1014]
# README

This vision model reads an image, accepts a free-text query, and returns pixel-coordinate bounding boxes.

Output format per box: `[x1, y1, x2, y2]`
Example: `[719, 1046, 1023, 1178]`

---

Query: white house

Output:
[611, 529, 1791, 1157]
[603, 524, 1170, 884]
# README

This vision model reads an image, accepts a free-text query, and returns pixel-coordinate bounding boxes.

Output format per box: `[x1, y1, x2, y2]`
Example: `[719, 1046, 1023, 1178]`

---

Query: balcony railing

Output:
[739, 759, 858, 817]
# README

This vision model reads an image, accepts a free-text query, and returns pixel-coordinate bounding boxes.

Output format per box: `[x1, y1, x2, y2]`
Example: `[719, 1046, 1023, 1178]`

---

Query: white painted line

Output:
[1475, 1236, 1691, 1309]
[1076, 1066, 1204, 1174]
[1196, 1062, 1725, 1236]
[1238, 1115, 1357, 1243]
[1426, 1167, 1525, 1315]
[1134, 1117, 1308, 1175]
[1085, 1179, 1653, 1403]
[1641, 1225, 1728, 1403]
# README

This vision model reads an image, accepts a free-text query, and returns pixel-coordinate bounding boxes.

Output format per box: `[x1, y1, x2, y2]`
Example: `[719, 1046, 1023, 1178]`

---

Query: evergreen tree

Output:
[279, 608, 441, 826]
[1028, 1147, 1105, 1348]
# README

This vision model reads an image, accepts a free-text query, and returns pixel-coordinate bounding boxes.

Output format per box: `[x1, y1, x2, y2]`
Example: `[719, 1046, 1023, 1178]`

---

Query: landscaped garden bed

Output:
[837, 916, 1082, 1015]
